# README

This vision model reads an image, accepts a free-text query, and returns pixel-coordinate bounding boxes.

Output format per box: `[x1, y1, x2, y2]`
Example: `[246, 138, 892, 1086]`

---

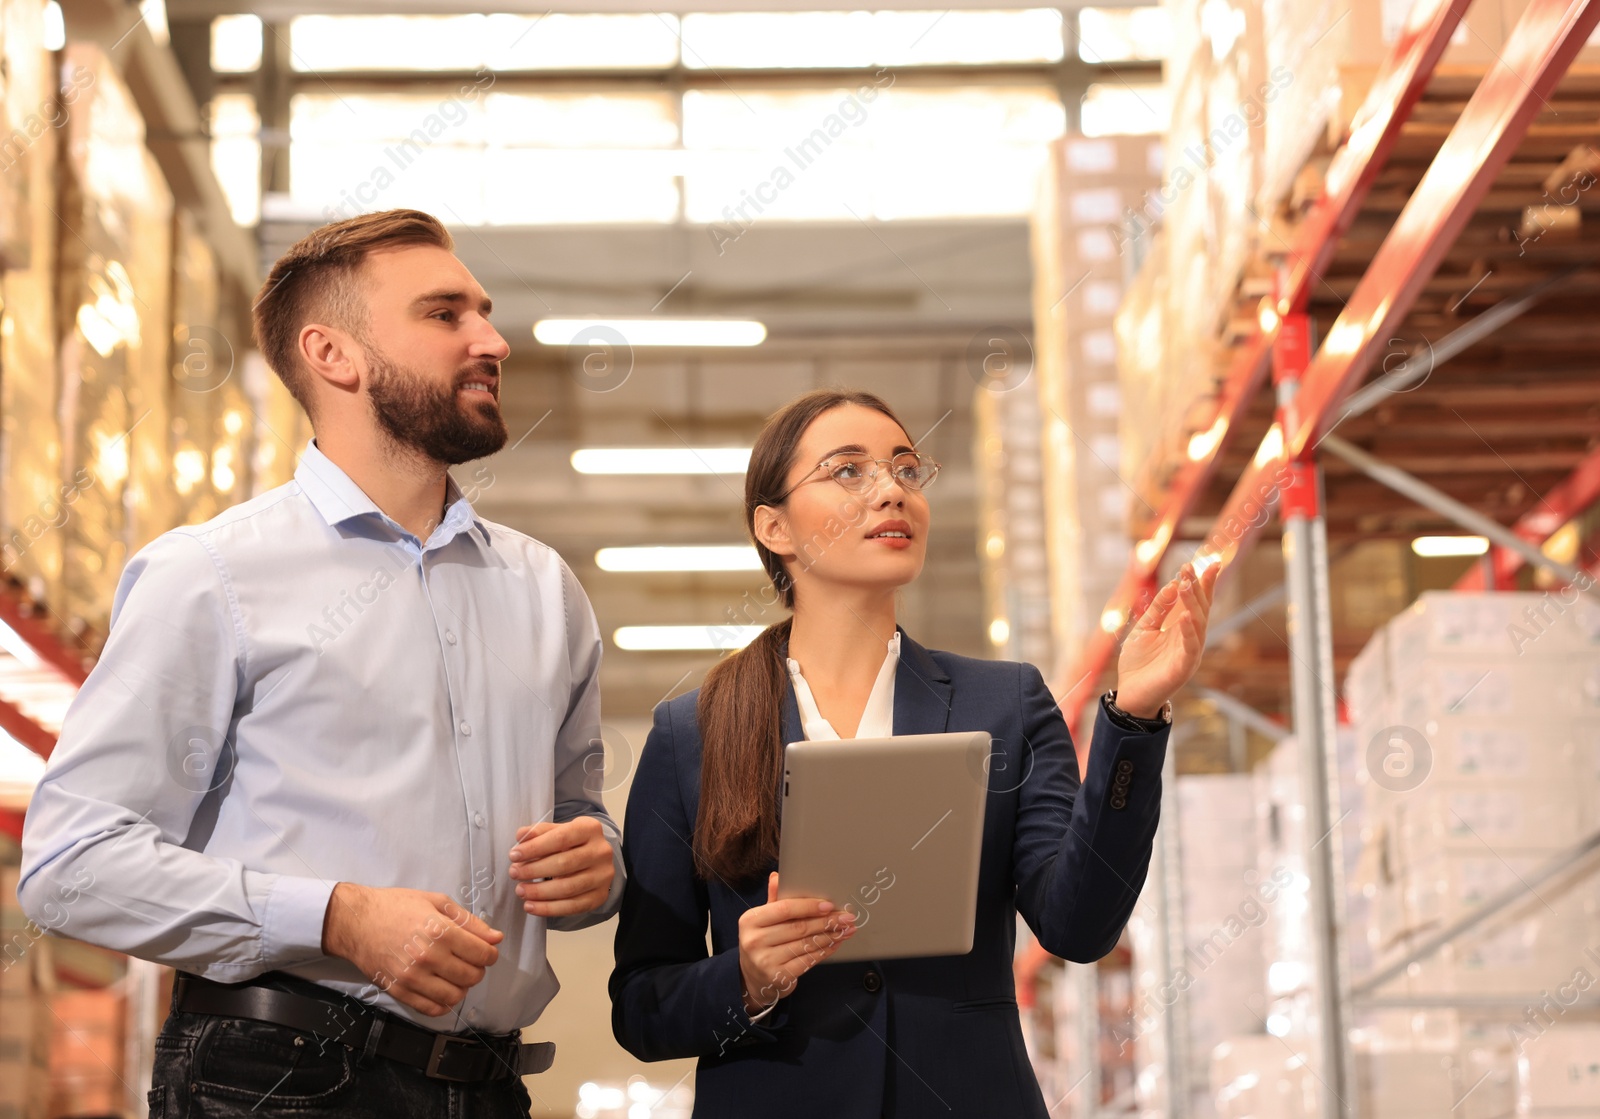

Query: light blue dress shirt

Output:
[19, 441, 622, 1034]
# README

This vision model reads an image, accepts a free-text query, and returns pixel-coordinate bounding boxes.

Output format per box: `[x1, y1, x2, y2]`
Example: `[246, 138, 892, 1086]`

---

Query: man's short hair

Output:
[252, 209, 453, 419]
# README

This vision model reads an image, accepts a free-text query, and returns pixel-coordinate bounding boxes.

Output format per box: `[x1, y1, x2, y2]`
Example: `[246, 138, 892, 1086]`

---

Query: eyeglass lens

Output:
[827, 453, 936, 491]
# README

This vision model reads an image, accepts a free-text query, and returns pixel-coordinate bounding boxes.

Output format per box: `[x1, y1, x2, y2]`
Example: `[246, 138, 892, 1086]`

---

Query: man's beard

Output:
[366, 349, 508, 465]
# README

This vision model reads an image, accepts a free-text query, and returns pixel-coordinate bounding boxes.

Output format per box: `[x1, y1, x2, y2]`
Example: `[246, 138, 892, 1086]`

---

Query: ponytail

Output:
[692, 618, 791, 883]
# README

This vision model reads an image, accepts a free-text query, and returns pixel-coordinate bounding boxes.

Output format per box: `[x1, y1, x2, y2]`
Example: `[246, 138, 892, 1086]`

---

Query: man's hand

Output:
[321, 883, 502, 1017]
[508, 817, 615, 918]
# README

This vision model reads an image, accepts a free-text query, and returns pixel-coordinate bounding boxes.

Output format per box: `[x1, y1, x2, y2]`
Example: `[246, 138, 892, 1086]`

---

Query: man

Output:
[19, 209, 620, 1117]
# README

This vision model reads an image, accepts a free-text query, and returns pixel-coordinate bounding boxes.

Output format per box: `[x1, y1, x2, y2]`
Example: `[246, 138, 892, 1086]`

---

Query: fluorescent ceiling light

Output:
[614, 625, 764, 651]
[533, 318, 766, 347]
[571, 447, 750, 475]
[596, 546, 762, 573]
[1411, 535, 1489, 558]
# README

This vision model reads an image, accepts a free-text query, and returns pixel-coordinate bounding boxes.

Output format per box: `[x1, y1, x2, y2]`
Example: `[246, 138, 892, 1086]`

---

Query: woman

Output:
[610, 389, 1217, 1117]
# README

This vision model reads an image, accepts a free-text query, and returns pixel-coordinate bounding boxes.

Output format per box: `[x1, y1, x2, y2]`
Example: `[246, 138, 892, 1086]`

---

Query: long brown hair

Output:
[692, 389, 911, 883]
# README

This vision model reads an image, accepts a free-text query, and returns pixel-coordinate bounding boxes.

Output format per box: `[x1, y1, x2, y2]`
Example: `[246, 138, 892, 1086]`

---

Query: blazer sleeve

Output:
[609, 702, 783, 1061]
[1010, 663, 1169, 962]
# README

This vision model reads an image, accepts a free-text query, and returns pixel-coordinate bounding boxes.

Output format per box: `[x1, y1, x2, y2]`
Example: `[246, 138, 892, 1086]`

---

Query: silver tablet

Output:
[776, 731, 992, 963]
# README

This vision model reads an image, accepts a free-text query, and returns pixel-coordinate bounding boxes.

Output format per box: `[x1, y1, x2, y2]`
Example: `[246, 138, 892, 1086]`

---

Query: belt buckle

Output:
[425, 1033, 483, 1081]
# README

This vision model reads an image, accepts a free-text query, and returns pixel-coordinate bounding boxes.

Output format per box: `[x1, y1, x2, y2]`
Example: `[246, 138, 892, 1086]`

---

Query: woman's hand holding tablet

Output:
[736, 872, 858, 1015]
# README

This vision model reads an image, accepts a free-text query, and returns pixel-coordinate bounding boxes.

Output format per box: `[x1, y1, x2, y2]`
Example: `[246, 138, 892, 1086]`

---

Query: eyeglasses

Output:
[773, 451, 942, 502]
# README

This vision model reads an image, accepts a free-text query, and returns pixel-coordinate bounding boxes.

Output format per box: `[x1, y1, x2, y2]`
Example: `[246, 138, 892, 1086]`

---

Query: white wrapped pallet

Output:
[1514, 1024, 1600, 1118]
[1341, 591, 1600, 1099]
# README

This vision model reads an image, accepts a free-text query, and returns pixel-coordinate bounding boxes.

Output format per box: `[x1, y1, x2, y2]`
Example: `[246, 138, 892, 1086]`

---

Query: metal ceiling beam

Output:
[170, 0, 1153, 15]
[217, 62, 1154, 94]
[1055, 0, 1473, 726]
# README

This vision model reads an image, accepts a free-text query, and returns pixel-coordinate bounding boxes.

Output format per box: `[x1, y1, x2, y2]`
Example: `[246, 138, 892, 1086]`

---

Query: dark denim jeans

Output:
[149, 1007, 536, 1118]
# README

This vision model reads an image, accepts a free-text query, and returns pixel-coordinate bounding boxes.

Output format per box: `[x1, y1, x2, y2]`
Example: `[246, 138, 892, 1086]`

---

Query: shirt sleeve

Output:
[17, 531, 335, 980]
[546, 559, 624, 932]
[1011, 664, 1169, 963]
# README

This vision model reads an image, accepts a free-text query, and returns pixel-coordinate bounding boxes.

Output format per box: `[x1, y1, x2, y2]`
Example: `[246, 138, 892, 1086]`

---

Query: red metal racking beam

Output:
[1455, 443, 1600, 590]
[0, 590, 90, 687]
[1068, 0, 1600, 734]
[0, 697, 55, 762]
[1199, 0, 1600, 572]
[1054, 0, 1476, 725]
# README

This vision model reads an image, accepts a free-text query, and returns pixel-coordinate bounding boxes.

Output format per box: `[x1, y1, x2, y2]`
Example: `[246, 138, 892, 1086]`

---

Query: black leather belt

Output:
[173, 973, 555, 1081]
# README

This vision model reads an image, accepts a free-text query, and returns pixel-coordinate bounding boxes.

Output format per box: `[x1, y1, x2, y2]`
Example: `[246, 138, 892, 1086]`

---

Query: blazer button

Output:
[1116, 759, 1134, 777]
[1110, 794, 1128, 810]
[862, 970, 882, 993]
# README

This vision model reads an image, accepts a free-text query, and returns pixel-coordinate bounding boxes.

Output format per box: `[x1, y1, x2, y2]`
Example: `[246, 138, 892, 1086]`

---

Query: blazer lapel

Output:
[781, 679, 803, 748]
[892, 628, 952, 737]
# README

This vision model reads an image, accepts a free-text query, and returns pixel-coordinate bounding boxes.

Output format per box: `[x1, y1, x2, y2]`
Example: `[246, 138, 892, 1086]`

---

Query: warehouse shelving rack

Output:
[1052, 1, 1600, 1116]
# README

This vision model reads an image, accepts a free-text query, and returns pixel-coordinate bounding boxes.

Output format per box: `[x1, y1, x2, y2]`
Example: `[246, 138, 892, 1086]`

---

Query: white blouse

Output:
[785, 630, 901, 740]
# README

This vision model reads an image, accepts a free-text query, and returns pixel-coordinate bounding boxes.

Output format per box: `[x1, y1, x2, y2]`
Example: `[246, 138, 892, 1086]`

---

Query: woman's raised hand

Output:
[1114, 557, 1221, 718]
[736, 872, 857, 1015]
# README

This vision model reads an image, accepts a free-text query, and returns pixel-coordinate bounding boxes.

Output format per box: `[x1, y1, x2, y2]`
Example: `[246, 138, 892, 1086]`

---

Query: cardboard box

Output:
[1389, 660, 1600, 722]
[1395, 781, 1592, 855]
[1344, 0, 1509, 69]
[1388, 591, 1600, 665]
[1517, 1025, 1600, 1114]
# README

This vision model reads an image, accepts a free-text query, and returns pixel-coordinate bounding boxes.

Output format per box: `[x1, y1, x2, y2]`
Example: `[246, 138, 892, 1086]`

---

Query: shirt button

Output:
[459, 721, 472, 736]
[445, 631, 457, 645]
[477, 910, 489, 922]
[473, 813, 485, 828]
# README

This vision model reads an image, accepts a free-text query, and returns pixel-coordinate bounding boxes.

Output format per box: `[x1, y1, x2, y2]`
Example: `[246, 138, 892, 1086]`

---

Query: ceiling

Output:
[171, 1, 1145, 16]
[257, 217, 1035, 718]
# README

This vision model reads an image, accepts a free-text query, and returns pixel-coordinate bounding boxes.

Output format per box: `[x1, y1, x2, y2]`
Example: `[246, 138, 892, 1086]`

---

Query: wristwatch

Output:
[1102, 690, 1172, 733]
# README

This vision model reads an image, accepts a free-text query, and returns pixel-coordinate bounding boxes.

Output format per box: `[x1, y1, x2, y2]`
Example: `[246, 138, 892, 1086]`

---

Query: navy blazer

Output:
[609, 631, 1169, 1118]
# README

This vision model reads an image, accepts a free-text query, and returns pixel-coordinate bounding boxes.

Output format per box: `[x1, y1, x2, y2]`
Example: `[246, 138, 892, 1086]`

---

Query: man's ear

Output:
[299, 322, 362, 396]
[752, 504, 794, 559]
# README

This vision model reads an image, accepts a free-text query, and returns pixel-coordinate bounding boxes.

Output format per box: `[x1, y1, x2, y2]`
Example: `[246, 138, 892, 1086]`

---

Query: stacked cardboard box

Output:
[1212, 1034, 1314, 1119]
[1030, 133, 1162, 663]
[0, 0, 63, 605]
[1115, 0, 1524, 517]
[170, 209, 262, 529]
[0, 0, 48, 270]
[1350, 592, 1600, 1001]
[973, 376, 1053, 669]
[1337, 593, 1600, 1115]
[1213, 1039, 1492, 1119]
[1, 866, 51, 1119]
[55, 44, 176, 637]
[1512, 1025, 1600, 1119]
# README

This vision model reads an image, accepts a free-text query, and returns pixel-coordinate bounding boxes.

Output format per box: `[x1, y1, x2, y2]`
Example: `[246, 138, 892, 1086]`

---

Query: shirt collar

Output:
[294, 440, 491, 548]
